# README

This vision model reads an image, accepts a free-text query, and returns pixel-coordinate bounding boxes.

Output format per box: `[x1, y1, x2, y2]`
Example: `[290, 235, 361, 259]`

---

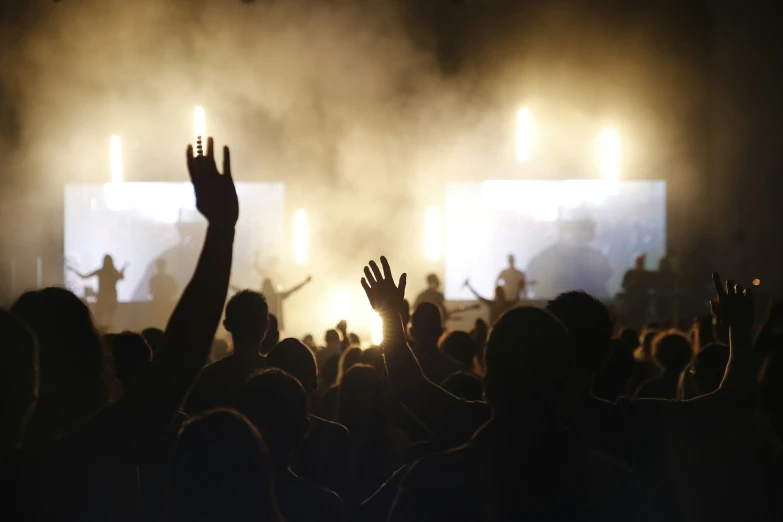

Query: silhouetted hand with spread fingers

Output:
[186, 137, 239, 229]
[711, 272, 754, 331]
[361, 256, 407, 315]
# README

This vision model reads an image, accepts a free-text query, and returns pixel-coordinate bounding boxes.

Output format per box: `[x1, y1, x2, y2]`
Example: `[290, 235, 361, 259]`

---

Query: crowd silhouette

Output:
[2, 137, 782, 522]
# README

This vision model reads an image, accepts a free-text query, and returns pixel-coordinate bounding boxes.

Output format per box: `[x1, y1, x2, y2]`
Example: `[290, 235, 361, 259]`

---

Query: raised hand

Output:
[186, 137, 239, 228]
[361, 256, 407, 314]
[711, 272, 754, 330]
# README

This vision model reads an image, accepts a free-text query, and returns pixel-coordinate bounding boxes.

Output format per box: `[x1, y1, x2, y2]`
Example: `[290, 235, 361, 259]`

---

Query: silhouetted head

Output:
[142, 327, 165, 357]
[266, 338, 318, 394]
[235, 369, 309, 466]
[652, 329, 693, 374]
[103, 254, 114, 269]
[337, 364, 388, 436]
[223, 291, 269, 355]
[658, 256, 673, 272]
[593, 339, 635, 402]
[348, 332, 361, 345]
[324, 329, 340, 346]
[494, 286, 506, 301]
[108, 331, 152, 391]
[260, 315, 279, 355]
[690, 342, 729, 396]
[155, 259, 167, 273]
[169, 409, 278, 522]
[411, 302, 443, 348]
[426, 273, 440, 289]
[634, 254, 646, 270]
[301, 334, 316, 351]
[618, 328, 639, 351]
[484, 307, 572, 415]
[338, 346, 363, 384]
[441, 371, 483, 401]
[11, 287, 117, 442]
[547, 291, 614, 376]
[438, 330, 478, 367]
[0, 309, 38, 448]
[641, 328, 660, 357]
[359, 346, 383, 374]
[507, 254, 515, 268]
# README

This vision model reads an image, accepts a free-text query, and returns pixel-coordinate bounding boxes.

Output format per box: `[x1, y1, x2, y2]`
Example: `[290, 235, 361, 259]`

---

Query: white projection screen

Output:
[444, 180, 666, 300]
[64, 182, 285, 302]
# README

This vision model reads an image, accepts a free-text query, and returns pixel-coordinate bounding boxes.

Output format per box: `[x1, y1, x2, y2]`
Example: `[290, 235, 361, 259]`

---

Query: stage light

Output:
[293, 209, 308, 264]
[753, 278, 761, 286]
[371, 311, 383, 345]
[193, 106, 206, 143]
[110, 135, 122, 183]
[597, 128, 620, 181]
[424, 207, 442, 262]
[516, 108, 534, 162]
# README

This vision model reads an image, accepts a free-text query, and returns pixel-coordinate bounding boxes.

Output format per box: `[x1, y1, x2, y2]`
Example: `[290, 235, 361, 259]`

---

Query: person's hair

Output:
[593, 339, 635, 402]
[652, 329, 693, 373]
[108, 331, 152, 391]
[426, 273, 440, 288]
[0, 309, 38, 447]
[11, 287, 117, 442]
[324, 328, 340, 345]
[359, 346, 383, 374]
[348, 332, 361, 345]
[337, 346, 363, 384]
[235, 369, 309, 462]
[618, 328, 639, 351]
[438, 330, 478, 367]
[169, 408, 279, 522]
[336, 364, 390, 437]
[141, 327, 165, 357]
[546, 291, 614, 374]
[266, 337, 318, 393]
[410, 302, 443, 346]
[690, 342, 729, 396]
[441, 371, 483, 401]
[224, 291, 268, 347]
[484, 306, 572, 412]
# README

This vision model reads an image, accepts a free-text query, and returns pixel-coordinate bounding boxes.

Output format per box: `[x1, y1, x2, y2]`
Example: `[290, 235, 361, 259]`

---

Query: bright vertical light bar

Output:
[194, 106, 206, 142]
[424, 207, 441, 262]
[371, 311, 383, 345]
[110, 135, 123, 183]
[293, 209, 309, 264]
[516, 108, 534, 162]
[597, 128, 620, 181]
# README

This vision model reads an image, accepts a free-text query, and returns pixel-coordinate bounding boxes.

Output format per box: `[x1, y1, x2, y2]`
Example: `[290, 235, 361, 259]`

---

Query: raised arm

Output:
[465, 279, 491, 305]
[67, 266, 98, 279]
[362, 257, 467, 440]
[118, 137, 239, 446]
[281, 275, 312, 299]
[118, 263, 128, 279]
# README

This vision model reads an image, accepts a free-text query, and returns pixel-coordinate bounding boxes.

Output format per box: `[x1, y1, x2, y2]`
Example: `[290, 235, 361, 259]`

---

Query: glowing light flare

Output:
[293, 210, 309, 264]
[110, 135, 123, 183]
[752, 278, 761, 286]
[516, 108, 535, 162]
[424, 207, 442, 262]
[597, 128, 620, 181]
[371, 311, 383, 345]
[194, 106, 206, 143]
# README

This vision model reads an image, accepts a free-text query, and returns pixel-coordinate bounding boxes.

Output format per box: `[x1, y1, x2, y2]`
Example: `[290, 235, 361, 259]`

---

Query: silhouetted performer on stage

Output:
[413, 273, 445, 310]
[464, 279, 519, 326]
[496, 254, 528, 299]
[261, 276, 312, 331]
[149, 259, 178, 303]
[622, 254, 652, 328]
[68, 254, 127, 330]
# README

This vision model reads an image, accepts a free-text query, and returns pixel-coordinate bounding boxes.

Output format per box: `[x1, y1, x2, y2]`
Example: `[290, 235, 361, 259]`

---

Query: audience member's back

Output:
[389, 307, 641, 522]
[168, 409, 281, 522]
[636, 330, 693, 400]
[236, 369, 342, 522]
[438, 330, 479, 371]
[593, 339, 635, 402]
[185, 290, 268, 414]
